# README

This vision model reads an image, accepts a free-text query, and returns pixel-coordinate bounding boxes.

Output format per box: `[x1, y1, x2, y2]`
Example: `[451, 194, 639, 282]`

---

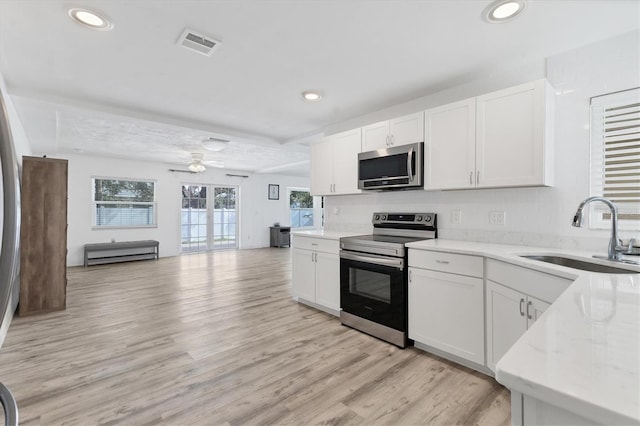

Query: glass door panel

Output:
[181, 184, 238, 252]
[213, 186, 237, 249]
[181, 185, 208, 252]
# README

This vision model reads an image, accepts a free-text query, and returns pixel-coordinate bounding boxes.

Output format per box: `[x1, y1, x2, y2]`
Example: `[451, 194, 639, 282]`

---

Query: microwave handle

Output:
[407, 146, 414, 182]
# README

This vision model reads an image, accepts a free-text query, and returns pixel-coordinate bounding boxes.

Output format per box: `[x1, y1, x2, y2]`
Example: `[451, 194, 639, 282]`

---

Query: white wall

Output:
[55, 153, 308, 266]
[324, 30, 640, 252]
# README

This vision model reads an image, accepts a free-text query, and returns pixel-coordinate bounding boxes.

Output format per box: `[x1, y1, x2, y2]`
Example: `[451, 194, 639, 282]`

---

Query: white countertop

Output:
[407, 239, 640, 425]
[291, 229, 362, 240]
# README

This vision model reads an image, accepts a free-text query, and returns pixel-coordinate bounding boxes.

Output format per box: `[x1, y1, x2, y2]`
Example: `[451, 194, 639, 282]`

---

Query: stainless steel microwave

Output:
[358, 142, 423, 190]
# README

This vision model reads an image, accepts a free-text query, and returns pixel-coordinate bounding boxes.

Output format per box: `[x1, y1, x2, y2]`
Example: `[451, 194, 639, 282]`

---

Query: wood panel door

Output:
[20, 156, 68, 316]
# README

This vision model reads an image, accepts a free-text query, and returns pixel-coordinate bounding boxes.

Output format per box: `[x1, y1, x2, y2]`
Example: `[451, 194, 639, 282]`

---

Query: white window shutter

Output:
[590, 88, 640, 229]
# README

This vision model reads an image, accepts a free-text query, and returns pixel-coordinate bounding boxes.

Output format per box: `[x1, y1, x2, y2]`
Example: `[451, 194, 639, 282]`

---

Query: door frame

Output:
[180, 182, 240, 252]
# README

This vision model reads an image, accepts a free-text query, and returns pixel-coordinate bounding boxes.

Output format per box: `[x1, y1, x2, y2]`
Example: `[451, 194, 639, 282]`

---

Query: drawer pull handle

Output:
[519, 298, 525, 316]
[435, 260, 450, 264]
[527, 300, 533, 320]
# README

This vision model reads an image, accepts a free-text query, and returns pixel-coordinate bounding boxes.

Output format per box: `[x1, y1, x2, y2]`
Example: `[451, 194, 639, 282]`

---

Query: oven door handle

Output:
[340, 252, 404, 270]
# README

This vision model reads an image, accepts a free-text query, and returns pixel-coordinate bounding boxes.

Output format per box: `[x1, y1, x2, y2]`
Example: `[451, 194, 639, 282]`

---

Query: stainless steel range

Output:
[339, 212, 437, 348]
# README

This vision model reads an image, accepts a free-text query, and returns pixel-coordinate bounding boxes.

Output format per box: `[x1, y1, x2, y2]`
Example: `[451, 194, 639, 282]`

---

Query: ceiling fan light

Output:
[188, 162, 206, 173]
[188, 152, 206, 172]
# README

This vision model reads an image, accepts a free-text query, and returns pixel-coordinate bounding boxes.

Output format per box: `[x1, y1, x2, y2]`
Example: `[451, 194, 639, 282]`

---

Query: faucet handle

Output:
[621, 238, 640, 255]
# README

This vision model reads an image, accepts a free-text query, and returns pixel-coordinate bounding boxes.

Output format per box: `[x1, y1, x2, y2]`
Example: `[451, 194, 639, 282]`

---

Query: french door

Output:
[181, 184, 238, 252]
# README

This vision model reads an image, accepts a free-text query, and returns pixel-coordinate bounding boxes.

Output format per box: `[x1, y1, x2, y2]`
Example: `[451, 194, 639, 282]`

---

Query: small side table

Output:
[270, 226, 291, 248]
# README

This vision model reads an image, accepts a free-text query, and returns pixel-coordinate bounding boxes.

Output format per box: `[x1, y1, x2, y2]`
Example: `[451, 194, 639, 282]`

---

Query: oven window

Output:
[348, 268, 391, 303]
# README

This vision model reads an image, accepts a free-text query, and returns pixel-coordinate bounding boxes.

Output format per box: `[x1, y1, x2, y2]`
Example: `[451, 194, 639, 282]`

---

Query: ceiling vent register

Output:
[177, 28, 221, 56]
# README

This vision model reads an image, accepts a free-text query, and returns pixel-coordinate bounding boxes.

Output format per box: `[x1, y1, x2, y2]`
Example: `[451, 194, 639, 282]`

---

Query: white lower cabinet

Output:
[510, 392, 602, 426]
[485, 259, 569, 372]
[407, 250, 485, 366]
[409, 267, 485, 364]
[291, 235, 340, 315]
[314, 251, 340, 311]
[291, 248, 316, 302]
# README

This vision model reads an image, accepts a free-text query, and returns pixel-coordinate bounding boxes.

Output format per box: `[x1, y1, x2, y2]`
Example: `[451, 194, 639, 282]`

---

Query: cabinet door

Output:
[361, 120, 390, 151]
[20, 156, 68, 316]
[526, 296, 550, 328]
[292, 248, 316, 302]
[486, 280, 527, 372]
[476, 80, 548, 188]
[332, 128, 362, 195]
[389, 112, 424, 146]
[424, 99, 476, 190]
[409, 267, 485, 365]
[310, 138, 333, 196]
[314, 252, 340, 313]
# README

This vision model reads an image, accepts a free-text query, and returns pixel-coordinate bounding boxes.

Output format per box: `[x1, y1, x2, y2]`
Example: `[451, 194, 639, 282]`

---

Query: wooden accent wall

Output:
[19, 156, 68, 316]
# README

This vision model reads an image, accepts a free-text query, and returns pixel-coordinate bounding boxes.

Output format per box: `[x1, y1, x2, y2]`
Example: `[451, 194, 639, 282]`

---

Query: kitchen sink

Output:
[520, 255, 639, 274]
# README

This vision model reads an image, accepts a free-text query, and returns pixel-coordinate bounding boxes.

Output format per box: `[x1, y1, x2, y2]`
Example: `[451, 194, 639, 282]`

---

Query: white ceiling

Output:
[1, 0, 639, 176]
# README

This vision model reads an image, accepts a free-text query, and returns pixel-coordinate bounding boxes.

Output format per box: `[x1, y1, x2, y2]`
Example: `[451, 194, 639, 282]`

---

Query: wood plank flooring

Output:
[0, 248, 510, 425]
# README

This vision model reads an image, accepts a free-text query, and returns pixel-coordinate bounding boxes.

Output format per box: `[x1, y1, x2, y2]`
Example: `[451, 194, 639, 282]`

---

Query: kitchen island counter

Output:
[406, 239, 640, 425]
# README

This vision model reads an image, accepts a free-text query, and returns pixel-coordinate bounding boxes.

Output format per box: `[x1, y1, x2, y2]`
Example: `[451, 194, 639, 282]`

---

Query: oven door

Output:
[340, 251, 406, 331]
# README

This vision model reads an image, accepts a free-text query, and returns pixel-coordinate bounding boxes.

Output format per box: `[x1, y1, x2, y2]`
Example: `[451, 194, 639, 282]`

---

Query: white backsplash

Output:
[324, 30, 640, 253]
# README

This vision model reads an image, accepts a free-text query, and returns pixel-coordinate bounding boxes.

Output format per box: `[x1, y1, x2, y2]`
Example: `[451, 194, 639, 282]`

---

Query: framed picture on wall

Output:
[268, 184, 279, 200]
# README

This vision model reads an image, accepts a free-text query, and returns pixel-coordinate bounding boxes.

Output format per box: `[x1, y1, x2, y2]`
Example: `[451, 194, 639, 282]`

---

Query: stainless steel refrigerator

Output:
[0, 83, 21, 425]
[0, 83, 20, 346]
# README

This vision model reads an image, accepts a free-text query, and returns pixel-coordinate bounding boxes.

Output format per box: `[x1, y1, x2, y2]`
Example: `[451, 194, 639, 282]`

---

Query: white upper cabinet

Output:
[424, 79, 554, 190]
[362, 112, 424, 151]
[424, 98, 476, 190]
[332, 129, 362, 195]
[476, 80, 554, 188]
[310, 128, 362, 196]
[310, 138, 333, 196]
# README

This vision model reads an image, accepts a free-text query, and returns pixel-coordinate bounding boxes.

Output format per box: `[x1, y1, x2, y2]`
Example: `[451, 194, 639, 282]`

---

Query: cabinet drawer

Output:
[409, 250, 483, 278]
[486, 259, 573, 303]
[291, 235, 339, 254]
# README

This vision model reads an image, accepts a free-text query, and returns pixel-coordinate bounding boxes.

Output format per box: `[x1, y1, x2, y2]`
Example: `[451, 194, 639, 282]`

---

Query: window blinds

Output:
[590, 88, 640, 222]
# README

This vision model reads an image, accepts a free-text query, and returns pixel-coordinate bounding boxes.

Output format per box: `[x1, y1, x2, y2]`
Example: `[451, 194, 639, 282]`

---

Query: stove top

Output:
[341, 234, 430, 245]
[340, 212, 437, 257]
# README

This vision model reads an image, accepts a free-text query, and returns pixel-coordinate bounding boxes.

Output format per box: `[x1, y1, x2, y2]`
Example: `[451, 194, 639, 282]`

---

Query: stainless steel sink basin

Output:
[520, 255, 638, 274]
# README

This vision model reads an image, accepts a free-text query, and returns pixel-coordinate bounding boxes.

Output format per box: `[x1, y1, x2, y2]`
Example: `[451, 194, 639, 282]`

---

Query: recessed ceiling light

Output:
[483, 0, 526, 23]
[68, 8, 114, 31]
[301, 91, 322, 101]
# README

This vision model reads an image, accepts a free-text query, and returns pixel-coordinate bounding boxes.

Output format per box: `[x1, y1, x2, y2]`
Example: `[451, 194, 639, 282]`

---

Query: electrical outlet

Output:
[489, 211, 506, 225]
[451, 209, 462, 225]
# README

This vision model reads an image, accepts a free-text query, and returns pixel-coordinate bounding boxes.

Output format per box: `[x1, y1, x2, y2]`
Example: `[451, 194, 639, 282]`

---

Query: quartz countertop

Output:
[406, 239, 640, 425]
[291, 229, 362, 240]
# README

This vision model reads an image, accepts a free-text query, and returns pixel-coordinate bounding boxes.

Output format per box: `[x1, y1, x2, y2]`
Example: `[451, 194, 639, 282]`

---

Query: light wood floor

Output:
[0, 248, 510, 426]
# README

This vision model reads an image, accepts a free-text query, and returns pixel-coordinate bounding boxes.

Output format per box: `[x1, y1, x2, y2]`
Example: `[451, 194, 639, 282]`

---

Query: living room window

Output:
[589, 87, 640, 230]
[92, 178, 156, 228]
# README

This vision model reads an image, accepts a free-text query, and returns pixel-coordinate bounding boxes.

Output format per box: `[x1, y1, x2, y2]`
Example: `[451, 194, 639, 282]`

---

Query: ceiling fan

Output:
[188, 152, 206, 173]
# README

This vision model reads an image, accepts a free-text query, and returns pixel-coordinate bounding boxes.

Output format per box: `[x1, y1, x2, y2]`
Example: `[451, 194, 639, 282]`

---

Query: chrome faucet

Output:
[572, 197, 623, 262]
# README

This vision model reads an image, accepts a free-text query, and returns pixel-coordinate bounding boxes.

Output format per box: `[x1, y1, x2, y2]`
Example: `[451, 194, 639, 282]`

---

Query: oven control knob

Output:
[425, 216, 432, 222]
[417, 215, 423, 222]
[375, 214, 380, 220]
[381, 215, 387, 220]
